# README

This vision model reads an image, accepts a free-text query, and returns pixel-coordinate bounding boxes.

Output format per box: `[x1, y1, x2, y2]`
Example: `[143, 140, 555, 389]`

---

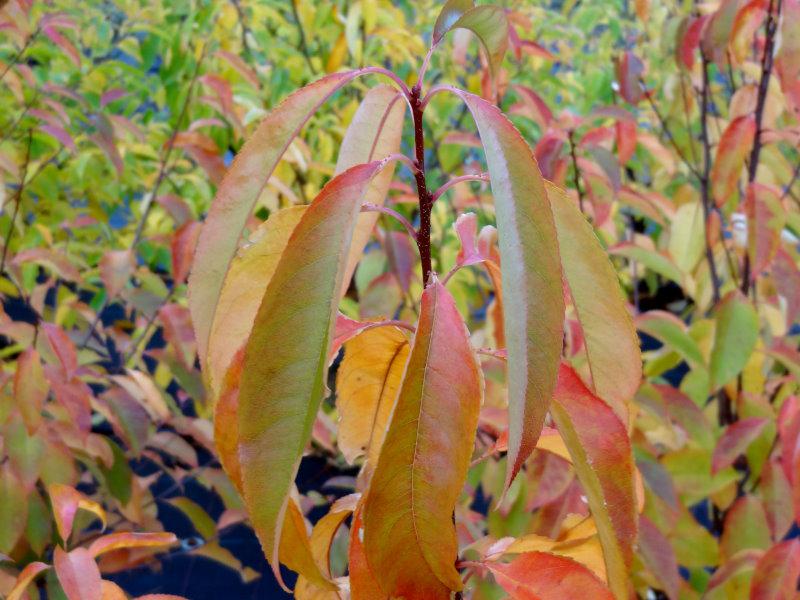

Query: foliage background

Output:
[1, 0, 799, 598]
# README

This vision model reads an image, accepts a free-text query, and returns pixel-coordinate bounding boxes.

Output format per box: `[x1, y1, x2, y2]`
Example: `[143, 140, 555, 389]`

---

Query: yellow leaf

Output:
[336, 325, 410, 466]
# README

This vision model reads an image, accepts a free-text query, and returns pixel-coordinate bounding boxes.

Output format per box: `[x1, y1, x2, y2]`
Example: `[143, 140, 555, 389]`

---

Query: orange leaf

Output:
[349, 505, 385, 600]
[88, 532, 177, 558]
[363, 280, 482, 598]
[48, 483, 107, 542]
[712, 417, 769, 474]
[745, 182, 785, 279]
[711, 116, 756, 208]
[487, 551, 614, 599]
[550, 364, 637, 600]
[99, 250, 134, 299]
[171, 221, 201, 285]
[6, 562, 50, 600]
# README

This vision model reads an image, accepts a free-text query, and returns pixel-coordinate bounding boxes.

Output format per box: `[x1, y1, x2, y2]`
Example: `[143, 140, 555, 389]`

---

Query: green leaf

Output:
[547, 182, 640, 422]
[237, 160, 389, 589]
[432, 5, 509, 76]
[453, 90, 565, 488]
[189, 70, 388, 366]
[709, 292, 759, 390]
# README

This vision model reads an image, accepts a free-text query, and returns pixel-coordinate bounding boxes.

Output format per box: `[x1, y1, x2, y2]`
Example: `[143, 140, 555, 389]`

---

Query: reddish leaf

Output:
[349, 505, 385, 600]
[171, 221, 201, 285]
[54, 547, 102, 600]
[0, 464, 27, 554]
[6, 562, 50, 600]
[638, 516, 680, 600]
[487, 551, 614, 599]
[453, 89, 564, 489]
[48, 483, 107, 542]
[745, 183, 785, 279]
[550, 364, 637, 600]
[615, 119, 637, 164]
[615, 51, 645, 104]
[43, 322, 78, 379]
[99, 250, 134, 299]
[750, 539, 800, 599]
[730, 0, 768, 64]
[363, 280, 482, 598]
[759, 459, 794, 540]
[710, 116, 756, 208]
[158, 303, 196, 369]
[712, 417, 770, 474]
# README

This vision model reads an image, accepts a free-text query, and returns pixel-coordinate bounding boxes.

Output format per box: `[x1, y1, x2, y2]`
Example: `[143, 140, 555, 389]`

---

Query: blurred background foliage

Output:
[1, 0, 800, 598]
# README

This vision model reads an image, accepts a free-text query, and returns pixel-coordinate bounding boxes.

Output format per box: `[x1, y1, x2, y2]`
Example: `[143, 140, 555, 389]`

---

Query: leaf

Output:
[709, 292, 759, 390]
[278, 498, 337, 591]
[636, 311, 706, 367]
[547, 182, 640, 422]
[721, 496, 771, 560]
[48, 483, 107, 542]
[730, 0, 768, 64]
[6, 562, 50, 600]
[43, 322, 78, 380]
[295, 495, 358, 596]
[88, 532, 177, 557]
[712, 417, 770, 474]
[349, 505, 385, 600]
[237, 161, 389, 588]
[433, 3, 509, 77]
[171, 221, 202, 285]
[668, 200, 705, 273]
[609, 242, 684, 285]
[0, 464, 27, 553]
[750, 539, 800, 599]
[433, 0, 474, 44]
[637, 516, 681, 600]
[14, 347, 47, 433]
[206, 206, 305, 393]
[615, 51, 645, 104]
[189, 70, 385, 366]
[710, 116, 756, 208]
[167, 497, 216, 540]
[363, 280, 482, 598]
[54, 547, 102, 600]
[335, 85, 405, 294]
[550, 364, 637, 600]
[99, 250, 134, 299]
[335, 325, 410, 465]
[487, 552, 614, 599]
[745, 183, 786, 279]
[453, 89, 564, 488]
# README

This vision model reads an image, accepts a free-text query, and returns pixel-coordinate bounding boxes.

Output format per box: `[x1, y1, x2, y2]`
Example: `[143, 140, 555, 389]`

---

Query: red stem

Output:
[410, 84, 434, 284]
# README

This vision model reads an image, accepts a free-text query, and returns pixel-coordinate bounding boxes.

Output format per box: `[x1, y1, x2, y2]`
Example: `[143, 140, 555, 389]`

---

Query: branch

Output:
[431, 173, 489, 203]
[361, 202, 417, 241]
[567, 129, 587, 214]
[0, 27, 39, 84]
[0, 131, 32, 275]
[410, 84, 434, 283]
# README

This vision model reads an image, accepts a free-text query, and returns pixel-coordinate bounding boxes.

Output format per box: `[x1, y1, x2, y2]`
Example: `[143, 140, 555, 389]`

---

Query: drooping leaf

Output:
[454, 89, 564, 488]
[335, 325, 410, 465]
[547, 182, 640, 422]
[609, 242, 684, 286]
[99, 250, 134, 299]
[615, 51, 645, 104]
[636, 311, 706, 368]
[53, 547, 102, 600]
[363, 280, 482, 598]
[48, 483, 107, 542]
[87, 532, 177, 557]
[167, 497, 216, 540]
[637, 516, 681, 600]
[206, 206, 306, 393]
[550, 364, 637, 600]
[709, 292, 759, 390]
[668, 200, 705, 273]
[710, 116, 756, 208]
[278, 499, 338, 592]
[335, 85, 406, 293]
[349, 505, 385, 600]
[712, 417, 770, 474]
[6, 562, 50, 600]
[487, 551, 614, 600]
[750, 539, 800, 599]
[433, 2, 509, 76]
[237, 161, 390, 587]
[188, 70, 388, 365]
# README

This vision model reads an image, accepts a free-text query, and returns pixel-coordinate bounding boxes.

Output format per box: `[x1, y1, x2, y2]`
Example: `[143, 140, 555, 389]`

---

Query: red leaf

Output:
[745, 183, 785, 279]
[487, 551, 614, 599]
[750, 539, 800, 599]
[43, 323, 78, 379]
[99, 249, 134, 299]
[711, 115, 756, 208]
[615, 51, 645, 104]
[712, 417, 770, 474]
[158, 304, 196, 369]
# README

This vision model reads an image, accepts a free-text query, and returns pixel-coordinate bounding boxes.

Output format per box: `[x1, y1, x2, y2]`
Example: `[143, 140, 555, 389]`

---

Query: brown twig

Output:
[0, 131, 32, 275]
[410, 83, 434, 283]
[567, 129, 586, 214]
